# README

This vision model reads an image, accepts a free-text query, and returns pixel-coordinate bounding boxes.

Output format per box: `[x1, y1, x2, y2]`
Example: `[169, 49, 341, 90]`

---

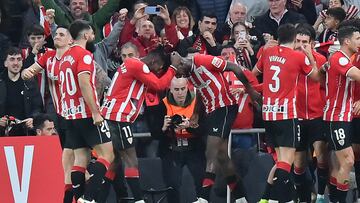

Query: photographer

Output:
[155, 76, 206, 203]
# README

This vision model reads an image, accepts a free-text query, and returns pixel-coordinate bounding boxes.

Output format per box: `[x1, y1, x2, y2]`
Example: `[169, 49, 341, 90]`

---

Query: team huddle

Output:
[19, 14, 360, 203]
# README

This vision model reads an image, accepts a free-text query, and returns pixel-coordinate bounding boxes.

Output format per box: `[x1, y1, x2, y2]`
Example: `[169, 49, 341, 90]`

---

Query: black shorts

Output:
[352, 118, 360, 144]
[264, 119, 299, 148]
[56, 114, 72, 149]
[107, 120, 134, 150]
[66, 118, 112, 149]
[206, 105, 238, 139]
[325, 121, 352, 151]
[296, 118, 326, 151]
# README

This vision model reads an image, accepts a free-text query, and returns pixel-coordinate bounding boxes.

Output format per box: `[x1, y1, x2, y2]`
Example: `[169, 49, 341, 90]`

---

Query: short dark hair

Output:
[33, 114, 54, 131]
[277, 24, 297, 44]
[200, 11, 217, 22]
[147, 46, 169, 64]
[326, 7, 346, 22]
[339, 19, 360, 30]
[69, 20, 92, 40]
[27, 24, 45, 36]
[296, 23, 316, 41]
[5, 47, 22, 57]
[338, 25, 360, 45]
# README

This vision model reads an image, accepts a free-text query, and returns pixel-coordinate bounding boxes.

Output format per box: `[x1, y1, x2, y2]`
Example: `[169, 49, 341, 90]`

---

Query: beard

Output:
[86, 40, 96, 53]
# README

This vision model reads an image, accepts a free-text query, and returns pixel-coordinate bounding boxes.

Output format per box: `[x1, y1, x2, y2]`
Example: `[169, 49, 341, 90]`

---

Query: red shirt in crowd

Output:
[255, 45, 313, 121]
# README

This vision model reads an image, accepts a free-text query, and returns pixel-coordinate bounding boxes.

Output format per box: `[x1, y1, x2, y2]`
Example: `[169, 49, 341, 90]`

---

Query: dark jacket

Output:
[0, 71, 43, 118]
[0, 34, 11, 73]
[253, 10, 307, 42]
[177, 33, 222, 57]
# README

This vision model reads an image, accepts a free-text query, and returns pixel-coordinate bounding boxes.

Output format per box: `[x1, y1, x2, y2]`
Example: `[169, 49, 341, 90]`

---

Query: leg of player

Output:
[63, 148, 75, 203]
[313, 141, 329, 203]
[329, 151, 340, 203]
[352, 144, 360, 202]
[72, 148, 90, 201]
[81, 142, 114, 201]
[270, 146, 295, 203]
[121, 147, 145, 203]
[194, 136, 220, 203]
[217, 139, 247, 203]
[334, 147, 354, 203]
[293, 150, 311, 203]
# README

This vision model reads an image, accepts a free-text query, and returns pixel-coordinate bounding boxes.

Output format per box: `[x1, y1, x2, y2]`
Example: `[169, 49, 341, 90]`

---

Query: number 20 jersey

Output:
[59, 45, 98, 120]
[255, 46, 313, 121]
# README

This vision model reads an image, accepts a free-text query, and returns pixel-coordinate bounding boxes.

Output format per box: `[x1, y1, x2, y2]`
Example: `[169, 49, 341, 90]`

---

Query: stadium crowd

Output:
[1, 0, 360, 202]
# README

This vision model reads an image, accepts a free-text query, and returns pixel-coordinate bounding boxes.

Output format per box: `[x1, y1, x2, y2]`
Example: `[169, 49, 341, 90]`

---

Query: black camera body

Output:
[169, 114, 183, 129]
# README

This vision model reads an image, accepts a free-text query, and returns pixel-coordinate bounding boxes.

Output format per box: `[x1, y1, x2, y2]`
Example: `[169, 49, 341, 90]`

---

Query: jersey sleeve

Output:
[331, 53, 354, 76]
[254, 53, 264, 73]
[129, 60, 175, 91]
[36, 51, 51, 69]
[194, 54, 227, 72]
[298, 52, 313, 76]
[76, 49, 94, 75]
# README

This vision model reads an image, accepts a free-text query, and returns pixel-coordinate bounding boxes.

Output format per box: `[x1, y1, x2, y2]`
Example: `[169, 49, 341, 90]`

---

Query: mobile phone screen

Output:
[144, 6, 160, 15]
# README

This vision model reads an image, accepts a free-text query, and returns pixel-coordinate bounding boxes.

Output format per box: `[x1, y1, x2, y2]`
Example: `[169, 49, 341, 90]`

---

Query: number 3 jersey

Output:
[59, 45, 98, 120]
[255, 46, 313, 121]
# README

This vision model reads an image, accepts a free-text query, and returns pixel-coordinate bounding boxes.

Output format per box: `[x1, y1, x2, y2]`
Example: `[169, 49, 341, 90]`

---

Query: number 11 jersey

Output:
[255, 46, 313, 121]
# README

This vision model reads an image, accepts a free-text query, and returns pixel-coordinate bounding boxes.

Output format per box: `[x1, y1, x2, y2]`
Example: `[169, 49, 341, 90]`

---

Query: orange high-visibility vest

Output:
[163, 96, 196, 138]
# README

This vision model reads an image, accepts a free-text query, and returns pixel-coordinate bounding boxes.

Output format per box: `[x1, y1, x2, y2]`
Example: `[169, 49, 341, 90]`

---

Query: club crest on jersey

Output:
[339, 57, 349, 66]
[211, 57, 223, 68]
[83, 55, 92, 65]
[338, 139, 345, 146]
[142, 64, 150, 73]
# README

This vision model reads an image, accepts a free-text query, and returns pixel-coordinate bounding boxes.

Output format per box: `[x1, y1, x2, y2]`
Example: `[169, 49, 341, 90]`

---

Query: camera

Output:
[169, 114, 183, 129]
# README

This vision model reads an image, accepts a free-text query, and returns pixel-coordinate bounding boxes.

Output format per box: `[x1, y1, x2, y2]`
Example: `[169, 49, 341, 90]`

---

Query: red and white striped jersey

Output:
[351, 52, 360, 118]
[101, 58, 176, 123]
[255, 46, 313, 121]
[36, 50, 62, 115]
[323, 50, 356, 122]
[224, 68, 259, 129]
[59, 45, 98, 120]
[296, 51, 327, 120]
[189, 54, 236, 113]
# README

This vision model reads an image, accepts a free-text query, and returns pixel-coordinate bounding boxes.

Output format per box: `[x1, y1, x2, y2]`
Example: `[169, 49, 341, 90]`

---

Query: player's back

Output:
[257, 46, 312, 120]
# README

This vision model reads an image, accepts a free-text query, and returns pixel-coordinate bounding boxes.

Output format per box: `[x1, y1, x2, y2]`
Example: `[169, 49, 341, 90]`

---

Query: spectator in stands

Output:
[221, 46, 260, 150]
[253, 0, 307, 42]
[317, 7, 346, 57]
[221, 2, 251, 44]
[0, 9, 11, 74]
[155, 76, 206, 203]
[230, 0, 269, 22]
[119, 5, 160, 57]
[0, 47, 43, 136]
[19, 0, 53, 48]
[314, 0, 358, 36]
[195, 0, 232, 29]
[33, 113, 56, 136]
[161, 6, 195, 50]
[22, 25, 51, 108]
[227, 22, 258, 70]
[41, 0, 120, 41]
[171, 6, 195, 40]
[177, 12, 222, 57]
[286, 0, 317, 24]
